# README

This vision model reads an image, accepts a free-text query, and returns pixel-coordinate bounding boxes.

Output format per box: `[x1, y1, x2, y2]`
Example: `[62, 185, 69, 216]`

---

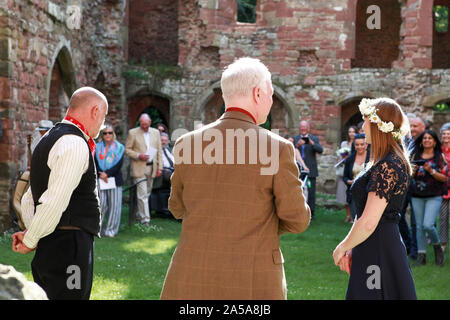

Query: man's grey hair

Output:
[220, 57, 271, 103]
[160, 132, 169, 138]
[440, 122, 450, 134]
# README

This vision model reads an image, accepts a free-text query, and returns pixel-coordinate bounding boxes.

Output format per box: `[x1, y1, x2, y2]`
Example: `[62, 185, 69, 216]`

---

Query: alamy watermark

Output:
[66, 265, 81, 290]
[366, 5, 381, 30]
[171, 126, 281, 175]
[366, 265, 381, 290]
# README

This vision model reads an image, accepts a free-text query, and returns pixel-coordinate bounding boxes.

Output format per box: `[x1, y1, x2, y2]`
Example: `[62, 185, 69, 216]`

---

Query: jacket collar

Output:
[219, 110, 256, 125]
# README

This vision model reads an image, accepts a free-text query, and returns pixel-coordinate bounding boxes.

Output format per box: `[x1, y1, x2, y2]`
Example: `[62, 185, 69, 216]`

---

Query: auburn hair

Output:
[367, 98, 412, 175]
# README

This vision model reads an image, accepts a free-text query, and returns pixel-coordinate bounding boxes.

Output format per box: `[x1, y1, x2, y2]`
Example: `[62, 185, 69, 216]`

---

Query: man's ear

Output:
[91, 104, 99, 119]
[253, 86, 261, 103]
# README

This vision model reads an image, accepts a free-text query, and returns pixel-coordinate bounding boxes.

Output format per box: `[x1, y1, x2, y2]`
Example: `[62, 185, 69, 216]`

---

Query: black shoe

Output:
[434, 244, 444, 266]
[413, 253, 426, 266]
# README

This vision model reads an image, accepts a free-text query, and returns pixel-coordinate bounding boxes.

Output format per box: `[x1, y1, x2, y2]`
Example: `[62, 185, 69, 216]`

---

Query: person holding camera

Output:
[294, 120, 323, 220]
[410, 129, 446, 266]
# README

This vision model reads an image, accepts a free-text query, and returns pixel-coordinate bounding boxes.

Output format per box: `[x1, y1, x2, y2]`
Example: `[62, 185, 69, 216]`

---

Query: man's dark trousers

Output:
[31, 229, 94, 300]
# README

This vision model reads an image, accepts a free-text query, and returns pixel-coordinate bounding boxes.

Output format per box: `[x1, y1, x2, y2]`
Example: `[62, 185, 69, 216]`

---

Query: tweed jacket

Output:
[125, 126, 163, 179]
[160, 111, 311, 300]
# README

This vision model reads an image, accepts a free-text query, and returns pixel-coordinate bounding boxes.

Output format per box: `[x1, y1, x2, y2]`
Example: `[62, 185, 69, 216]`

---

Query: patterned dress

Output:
[346, 152, 417, 300]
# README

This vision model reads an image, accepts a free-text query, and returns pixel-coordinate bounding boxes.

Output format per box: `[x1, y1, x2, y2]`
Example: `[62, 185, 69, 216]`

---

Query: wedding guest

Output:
[12, 87, 108, 299]
[337, 126, 357, 222]
[125, 114, 163, 226]
[343, 134, 370, 223]
[439, 122, 450, 255]
[95, 125, 125, 237]
[294, 120, 323, 220]
[161, 57, 310, 300]
[410, 129, 446, 266]
[333, 97, 416, 299]
[150, 132, 174, 218]
[157, 123, 168, 134]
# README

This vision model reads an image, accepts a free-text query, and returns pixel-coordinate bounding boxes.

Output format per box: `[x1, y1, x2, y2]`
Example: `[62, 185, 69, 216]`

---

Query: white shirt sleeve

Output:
[22, 135, 89, 249]
[21, 186, 35, 229]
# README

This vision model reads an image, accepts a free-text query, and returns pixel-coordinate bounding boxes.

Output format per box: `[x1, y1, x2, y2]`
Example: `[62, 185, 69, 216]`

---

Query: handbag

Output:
[162, 147, 174, 183]
[162, 167, 174, 182]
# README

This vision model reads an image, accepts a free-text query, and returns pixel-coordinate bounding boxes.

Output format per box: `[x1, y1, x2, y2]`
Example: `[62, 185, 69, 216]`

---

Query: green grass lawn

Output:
[1, 196, 449, 300]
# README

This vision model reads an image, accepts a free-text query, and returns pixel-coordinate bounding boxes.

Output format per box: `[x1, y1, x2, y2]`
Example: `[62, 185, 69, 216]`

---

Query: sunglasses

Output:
[103, 131, 113, 135]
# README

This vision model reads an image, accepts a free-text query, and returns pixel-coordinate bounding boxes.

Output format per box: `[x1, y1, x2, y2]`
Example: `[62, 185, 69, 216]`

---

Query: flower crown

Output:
[358, 98, 409, 140]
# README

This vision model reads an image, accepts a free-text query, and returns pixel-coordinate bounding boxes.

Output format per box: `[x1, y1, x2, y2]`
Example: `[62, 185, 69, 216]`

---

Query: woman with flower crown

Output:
[332, 97, 417, 299]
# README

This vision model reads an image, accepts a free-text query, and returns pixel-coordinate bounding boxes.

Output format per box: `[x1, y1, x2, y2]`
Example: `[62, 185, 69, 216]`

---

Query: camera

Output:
[412, 159, 427, 166]
[301, 136, 309, 144]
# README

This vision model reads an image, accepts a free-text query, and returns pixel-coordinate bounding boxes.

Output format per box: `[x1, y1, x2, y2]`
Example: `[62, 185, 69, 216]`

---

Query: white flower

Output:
[391, 123, 410, 140]
[358, 98, 376, 116]
[377, 121, 395, 133]
[369, 113, 380, 123]
[336, 146, 351, 157]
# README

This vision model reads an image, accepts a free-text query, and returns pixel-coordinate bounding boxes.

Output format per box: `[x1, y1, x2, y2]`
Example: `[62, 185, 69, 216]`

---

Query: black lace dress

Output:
[346, 152, 417, 300]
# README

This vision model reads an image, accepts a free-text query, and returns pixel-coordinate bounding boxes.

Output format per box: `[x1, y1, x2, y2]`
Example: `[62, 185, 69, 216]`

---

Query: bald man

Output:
[12, 87, 108, 300]
[294, 120, 323, 220]
[125, 113, 163, 225]
[409, 117, 426, 144]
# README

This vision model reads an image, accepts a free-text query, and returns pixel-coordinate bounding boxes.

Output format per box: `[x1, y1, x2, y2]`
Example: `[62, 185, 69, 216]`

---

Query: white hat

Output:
[37, 120, 53, 130]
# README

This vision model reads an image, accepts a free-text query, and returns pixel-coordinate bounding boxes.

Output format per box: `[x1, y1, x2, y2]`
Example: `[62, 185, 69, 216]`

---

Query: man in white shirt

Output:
[125, 114, 163, 226]
[11, 87, 108, 300]
[161, 133, 174, 169]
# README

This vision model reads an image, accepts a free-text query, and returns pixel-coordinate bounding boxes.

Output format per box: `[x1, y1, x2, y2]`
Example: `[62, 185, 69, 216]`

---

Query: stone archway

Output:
[337, 93, 387, 141]
[47, 46, 76, 123]
[194, 81, 297, 134]
[340, 97, 365, 141]
[127, 93, 171, 130]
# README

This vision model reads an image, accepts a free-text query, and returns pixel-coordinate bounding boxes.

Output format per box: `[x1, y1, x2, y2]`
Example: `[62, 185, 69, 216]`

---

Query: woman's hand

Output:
[333, 244, 352, 275]
[99, 172, 108, 183]
[339, 250, 352, 275]
[333, 244, 346, 267]
[423, 162, 432, 173]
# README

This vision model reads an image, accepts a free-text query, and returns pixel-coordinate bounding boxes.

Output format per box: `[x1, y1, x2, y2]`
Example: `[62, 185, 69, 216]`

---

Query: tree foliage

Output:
[237, 0, 257, 23]
[434, 5, 448, 33]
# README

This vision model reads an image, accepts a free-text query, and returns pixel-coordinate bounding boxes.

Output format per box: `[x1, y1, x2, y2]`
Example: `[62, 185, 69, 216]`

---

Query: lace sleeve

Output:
[367, 158, 408, 202]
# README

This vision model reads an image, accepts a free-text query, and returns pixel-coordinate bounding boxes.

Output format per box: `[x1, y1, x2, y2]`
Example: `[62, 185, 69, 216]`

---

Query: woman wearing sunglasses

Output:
[95, 125, 125, 237]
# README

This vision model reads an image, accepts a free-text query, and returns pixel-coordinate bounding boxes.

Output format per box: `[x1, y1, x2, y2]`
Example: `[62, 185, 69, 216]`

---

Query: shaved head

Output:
[69, 87, 108, 111]
[66, 87, 108, 138]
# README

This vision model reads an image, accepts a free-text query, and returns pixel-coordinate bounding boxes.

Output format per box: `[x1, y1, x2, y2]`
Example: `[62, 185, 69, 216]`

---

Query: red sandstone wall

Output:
[128, 0, 179, 65]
